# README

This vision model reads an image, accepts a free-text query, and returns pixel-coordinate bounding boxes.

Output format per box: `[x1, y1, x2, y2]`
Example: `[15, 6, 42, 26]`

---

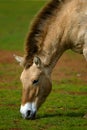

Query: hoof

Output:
[83, 114, 87, 119]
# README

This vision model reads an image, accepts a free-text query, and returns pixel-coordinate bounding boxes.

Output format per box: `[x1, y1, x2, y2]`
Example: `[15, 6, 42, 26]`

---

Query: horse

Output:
[14, 0, 87, 119]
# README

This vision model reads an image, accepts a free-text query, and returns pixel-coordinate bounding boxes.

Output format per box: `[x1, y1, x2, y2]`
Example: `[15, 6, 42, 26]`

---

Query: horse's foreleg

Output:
[83, 47, 87, 61]
[82, 34, 87, 119]
[83, 46, 87, 119]
[83, 33, 87, 61]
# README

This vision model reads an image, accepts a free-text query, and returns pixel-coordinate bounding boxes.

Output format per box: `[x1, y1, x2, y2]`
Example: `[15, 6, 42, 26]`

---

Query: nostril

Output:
[27, 110, 31, 117]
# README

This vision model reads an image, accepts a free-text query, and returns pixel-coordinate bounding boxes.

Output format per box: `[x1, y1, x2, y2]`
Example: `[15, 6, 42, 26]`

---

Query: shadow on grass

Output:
[36, 112, 85, 120]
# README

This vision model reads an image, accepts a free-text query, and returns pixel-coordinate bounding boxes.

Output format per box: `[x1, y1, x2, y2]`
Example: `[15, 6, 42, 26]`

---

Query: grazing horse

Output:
[15, 0, 87, 119]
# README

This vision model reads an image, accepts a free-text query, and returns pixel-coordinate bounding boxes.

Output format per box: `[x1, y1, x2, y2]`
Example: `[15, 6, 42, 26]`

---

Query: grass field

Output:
[0, 0, 87, 130]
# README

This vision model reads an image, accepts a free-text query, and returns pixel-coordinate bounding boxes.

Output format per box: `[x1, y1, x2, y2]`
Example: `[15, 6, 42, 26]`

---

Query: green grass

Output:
[0, 0, 47, 51]
[0, 0, 87, 130]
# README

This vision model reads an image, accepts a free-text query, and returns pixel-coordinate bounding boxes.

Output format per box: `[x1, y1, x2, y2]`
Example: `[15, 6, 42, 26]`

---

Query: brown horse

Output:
[15, 0, 87, 119]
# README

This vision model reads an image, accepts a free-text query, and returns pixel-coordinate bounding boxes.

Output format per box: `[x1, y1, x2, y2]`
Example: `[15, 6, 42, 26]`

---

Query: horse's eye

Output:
[33, 79, 39, 85]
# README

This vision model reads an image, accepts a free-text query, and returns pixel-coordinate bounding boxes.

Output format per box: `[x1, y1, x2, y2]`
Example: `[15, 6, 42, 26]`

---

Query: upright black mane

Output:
[24, 0, 64, 68]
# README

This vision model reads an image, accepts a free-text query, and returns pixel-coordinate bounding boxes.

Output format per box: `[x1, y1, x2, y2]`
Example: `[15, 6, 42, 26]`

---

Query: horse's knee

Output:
[83, 48, 87, 61]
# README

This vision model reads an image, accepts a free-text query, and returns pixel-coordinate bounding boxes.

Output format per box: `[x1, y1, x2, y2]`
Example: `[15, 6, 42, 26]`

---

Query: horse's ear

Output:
[33, 56, 41, 68]
[13, 54, 24, 67]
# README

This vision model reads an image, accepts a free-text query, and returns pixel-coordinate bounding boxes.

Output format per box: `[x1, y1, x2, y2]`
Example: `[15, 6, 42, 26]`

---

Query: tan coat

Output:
[15, 0, 87, 119]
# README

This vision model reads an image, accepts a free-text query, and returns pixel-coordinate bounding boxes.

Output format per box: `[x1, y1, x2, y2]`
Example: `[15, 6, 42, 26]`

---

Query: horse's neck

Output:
[39, 20, 66, 74]
[37, 5, 71, 74]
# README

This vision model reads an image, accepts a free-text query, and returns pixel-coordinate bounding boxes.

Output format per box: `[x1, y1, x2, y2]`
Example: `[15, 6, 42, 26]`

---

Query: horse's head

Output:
[15, 55, 52, 119]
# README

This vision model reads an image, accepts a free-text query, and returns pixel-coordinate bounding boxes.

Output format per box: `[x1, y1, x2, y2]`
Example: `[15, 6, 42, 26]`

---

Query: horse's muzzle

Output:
[20, 102, 37, 120]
